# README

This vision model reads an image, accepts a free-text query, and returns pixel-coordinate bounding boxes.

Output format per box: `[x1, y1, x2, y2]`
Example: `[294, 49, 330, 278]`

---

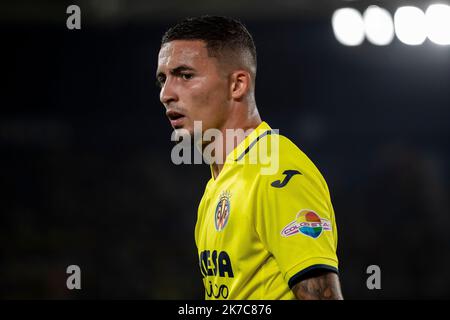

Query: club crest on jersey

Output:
[214, 191, 231, 232]
[281, 209, 331, 239]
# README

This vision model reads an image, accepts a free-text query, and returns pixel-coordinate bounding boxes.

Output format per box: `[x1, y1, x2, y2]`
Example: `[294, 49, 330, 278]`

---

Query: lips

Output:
[166, 110, 186, 128]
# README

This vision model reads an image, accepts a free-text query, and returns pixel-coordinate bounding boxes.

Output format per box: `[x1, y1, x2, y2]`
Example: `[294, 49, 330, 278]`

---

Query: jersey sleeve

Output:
[254, 147, 339, 289]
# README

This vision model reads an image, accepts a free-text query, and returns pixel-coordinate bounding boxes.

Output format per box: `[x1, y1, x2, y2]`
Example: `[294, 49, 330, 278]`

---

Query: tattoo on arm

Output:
[292, 271, 344, 300]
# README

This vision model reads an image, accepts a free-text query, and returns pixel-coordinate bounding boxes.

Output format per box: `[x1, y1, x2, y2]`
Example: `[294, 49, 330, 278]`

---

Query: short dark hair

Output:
[161, 15, 257, 71]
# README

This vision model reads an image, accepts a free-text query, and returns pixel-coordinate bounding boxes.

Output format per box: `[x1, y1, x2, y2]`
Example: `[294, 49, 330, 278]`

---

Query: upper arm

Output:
[292, 270, 344, 300]
[254, 136, 341, 295]
[256, 160, 340, 290]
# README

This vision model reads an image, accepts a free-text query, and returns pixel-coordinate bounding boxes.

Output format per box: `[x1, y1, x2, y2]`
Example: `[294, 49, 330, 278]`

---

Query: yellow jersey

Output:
[195, 121, 339, 300]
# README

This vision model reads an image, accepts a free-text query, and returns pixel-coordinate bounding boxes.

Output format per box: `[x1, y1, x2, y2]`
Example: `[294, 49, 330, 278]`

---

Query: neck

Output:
[209, 106, 262, 179]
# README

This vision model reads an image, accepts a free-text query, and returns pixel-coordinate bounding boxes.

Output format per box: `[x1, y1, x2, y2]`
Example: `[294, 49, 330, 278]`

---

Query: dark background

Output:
[1, 0, 449, 299]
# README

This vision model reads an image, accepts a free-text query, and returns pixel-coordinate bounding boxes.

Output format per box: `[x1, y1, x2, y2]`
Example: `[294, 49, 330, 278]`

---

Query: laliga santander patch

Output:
[281, 209, 331, 239]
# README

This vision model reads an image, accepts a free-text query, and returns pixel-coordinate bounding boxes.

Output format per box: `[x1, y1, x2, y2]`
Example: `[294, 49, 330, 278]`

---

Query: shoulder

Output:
[246, 131, 331, 202]
[260, 132, 326, 180]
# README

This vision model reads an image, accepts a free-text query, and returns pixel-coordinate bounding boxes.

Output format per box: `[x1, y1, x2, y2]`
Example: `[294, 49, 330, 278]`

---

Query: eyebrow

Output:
[156, 65, 196, 79]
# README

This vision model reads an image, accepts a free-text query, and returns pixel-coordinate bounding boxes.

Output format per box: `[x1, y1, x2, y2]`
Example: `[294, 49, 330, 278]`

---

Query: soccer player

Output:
[156, 15, 343, 300]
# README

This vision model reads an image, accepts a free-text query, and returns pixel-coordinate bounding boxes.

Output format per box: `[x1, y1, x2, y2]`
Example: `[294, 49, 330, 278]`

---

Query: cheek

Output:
[189, 81, 228, 115]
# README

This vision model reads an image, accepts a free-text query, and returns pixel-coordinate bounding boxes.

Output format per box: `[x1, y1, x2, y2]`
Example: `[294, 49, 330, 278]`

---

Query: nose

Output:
[160, 77, 178, 106]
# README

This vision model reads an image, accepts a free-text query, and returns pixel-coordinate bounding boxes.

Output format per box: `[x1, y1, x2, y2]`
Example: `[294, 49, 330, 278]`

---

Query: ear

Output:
[230, 70, 251, 100]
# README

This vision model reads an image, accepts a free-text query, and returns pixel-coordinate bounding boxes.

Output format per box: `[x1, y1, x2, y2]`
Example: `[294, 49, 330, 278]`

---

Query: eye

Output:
[156, 75, 166, 88]
[181, 73, 193, 80]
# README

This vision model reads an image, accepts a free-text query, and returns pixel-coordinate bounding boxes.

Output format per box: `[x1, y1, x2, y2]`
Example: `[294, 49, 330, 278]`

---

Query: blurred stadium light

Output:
[333, 2, 450, 46]
[363, 5, 394, 46]
[394, 6, 427, 45]
[425, 4, 450, 45]
[332, 8, 365, 46]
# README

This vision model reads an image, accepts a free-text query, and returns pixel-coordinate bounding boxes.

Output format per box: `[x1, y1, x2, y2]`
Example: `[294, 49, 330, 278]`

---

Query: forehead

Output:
[158, 40, 212, 69]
